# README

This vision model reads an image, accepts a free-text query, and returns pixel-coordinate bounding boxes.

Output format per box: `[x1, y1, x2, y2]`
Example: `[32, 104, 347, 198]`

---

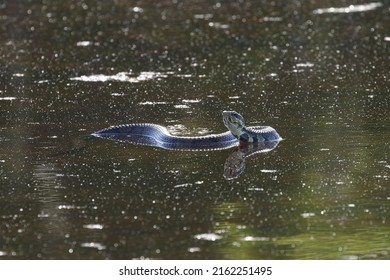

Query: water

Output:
[0, 0, 389, 259]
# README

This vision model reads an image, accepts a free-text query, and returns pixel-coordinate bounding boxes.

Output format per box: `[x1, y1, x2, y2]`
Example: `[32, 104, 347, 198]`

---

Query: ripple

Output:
[188, 247, 201, 253]
[174, 104, 190, 109]
[182, 99, 201, 103]
[242, 236, 271, 242]
[208, 22, 229, 29]
[296, 62, 314, 68]
[262, 16, 283, 22]
[174, 183, 193, 188]
[131, 7, 144, 13]
[83, 224, 104, 230]
[139, 101, 168, 105]
[80, 242, 106, 250]
[260, 169, 278, 173]
[194, 233, 223, 241]
[76, 41, 94, 47]
[301, 212, 315, 218]
[58, 205, 86, 210]
[70, 71, 168, 83]
[0, 97, 17, 101]
[313, 2, 382, 14]
[70, 71, 203, 83]
[194, 14, 213, 20]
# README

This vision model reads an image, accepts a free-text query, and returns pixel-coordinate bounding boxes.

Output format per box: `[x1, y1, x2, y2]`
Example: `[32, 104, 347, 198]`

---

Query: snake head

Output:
[222, 111, 246, 138]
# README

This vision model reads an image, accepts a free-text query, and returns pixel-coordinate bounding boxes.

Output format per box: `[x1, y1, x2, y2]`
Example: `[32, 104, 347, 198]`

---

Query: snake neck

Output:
[235, 127, 263, 143]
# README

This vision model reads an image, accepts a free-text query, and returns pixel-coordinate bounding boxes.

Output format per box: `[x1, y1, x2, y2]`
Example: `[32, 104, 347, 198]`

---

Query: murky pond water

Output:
[1, 0, 389, 259]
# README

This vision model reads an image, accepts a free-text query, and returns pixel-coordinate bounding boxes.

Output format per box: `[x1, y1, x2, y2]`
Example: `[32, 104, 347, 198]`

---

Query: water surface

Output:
[0, 0, 389, 259]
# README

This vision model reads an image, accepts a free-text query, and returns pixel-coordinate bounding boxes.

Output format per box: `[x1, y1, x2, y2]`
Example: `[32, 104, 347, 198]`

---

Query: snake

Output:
[92, 111, 282, 150]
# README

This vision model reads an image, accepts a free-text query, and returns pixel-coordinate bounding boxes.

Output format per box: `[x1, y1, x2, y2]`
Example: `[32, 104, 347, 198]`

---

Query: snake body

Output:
[92, 111, 281, 150]
[92, 123, 280, 150]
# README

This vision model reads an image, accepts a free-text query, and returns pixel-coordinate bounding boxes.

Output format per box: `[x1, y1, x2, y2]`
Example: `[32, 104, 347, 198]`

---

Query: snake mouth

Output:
[222, 111, 243, 126]
[222, 111, 233, 128]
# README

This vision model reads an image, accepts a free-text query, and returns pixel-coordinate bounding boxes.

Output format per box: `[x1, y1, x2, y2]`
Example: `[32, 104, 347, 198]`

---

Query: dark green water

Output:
[0, 0, 389, 259]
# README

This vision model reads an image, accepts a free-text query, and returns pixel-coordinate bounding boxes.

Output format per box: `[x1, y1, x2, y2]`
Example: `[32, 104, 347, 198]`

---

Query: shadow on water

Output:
[0, 0, 389, 259]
